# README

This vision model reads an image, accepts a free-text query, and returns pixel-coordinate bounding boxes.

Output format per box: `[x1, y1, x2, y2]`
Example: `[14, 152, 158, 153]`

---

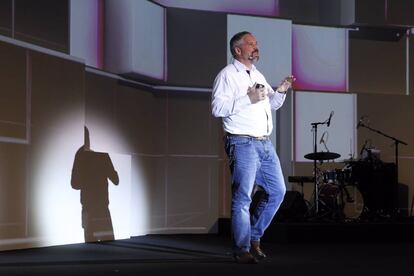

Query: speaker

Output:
[273, 191, 307, 222]
[351, 161, 397, 216]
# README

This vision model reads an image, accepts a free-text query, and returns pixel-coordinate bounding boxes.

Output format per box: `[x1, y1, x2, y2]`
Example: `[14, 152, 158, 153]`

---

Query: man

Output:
[211, 31, 293, 264]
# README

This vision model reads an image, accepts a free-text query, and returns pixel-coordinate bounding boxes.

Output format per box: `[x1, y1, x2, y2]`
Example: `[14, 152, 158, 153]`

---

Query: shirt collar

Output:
[233, 59, 256, 73]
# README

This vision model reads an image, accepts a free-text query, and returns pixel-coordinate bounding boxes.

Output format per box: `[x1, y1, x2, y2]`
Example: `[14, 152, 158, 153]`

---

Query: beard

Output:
[248, 51, 260, 63]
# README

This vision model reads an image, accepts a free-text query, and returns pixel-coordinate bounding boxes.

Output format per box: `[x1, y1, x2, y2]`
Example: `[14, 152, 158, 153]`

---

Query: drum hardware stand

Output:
[358, 120, 408, 216]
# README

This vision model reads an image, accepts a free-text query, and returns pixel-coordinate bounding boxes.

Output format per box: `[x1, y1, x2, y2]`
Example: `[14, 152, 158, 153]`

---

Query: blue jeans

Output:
[225, 135, 286, 253]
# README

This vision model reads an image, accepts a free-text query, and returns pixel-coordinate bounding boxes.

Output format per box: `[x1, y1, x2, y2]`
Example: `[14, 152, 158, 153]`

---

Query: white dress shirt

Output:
[211, 59, 286, 137]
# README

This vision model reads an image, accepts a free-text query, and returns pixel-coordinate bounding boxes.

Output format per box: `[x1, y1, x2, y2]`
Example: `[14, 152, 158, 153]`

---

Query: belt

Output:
[225, 133, 269, 140]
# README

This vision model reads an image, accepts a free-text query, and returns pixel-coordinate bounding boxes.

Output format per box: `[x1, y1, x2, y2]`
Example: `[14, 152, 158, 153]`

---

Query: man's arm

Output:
[268, 88, 286, 111]
[267, 76, 294, 110]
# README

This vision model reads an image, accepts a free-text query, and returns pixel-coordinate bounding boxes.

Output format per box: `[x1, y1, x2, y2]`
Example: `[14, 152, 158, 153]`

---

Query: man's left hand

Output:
[277, 75, 295, 93]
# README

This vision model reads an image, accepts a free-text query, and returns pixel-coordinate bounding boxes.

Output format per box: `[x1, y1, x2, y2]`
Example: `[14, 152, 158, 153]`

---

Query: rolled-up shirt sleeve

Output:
[266, 84, 286, 111]
[211, 73, 251, 118]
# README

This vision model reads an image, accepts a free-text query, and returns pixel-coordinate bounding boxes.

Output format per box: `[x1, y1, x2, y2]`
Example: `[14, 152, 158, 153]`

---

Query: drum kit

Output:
[293, 115, 408, 222]
[303, 151, 365, 221]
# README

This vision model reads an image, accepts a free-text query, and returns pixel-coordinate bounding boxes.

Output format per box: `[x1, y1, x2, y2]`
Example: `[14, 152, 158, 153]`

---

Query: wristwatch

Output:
[277, 88, 287, 94]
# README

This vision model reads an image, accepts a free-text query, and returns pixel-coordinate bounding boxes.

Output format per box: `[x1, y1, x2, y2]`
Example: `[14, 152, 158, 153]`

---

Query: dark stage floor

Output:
[1, 227, 414, 276]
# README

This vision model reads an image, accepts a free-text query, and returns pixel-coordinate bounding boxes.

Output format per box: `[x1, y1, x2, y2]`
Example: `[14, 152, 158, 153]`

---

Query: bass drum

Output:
[341, 185, 364, 219]
[318, 183, 364, 220]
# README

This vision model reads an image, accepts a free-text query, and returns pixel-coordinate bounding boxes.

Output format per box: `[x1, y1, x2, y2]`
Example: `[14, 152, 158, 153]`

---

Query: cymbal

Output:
[304, 152, 341, 161]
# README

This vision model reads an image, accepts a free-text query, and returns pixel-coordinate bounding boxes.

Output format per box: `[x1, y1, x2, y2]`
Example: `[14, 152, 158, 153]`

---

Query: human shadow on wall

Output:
[71, 126, 119, 242]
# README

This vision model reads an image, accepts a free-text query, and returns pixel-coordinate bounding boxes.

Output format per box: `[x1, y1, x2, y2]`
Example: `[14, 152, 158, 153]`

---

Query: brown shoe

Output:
[250, 241, 267, 260]
[233, 252, 258, 264]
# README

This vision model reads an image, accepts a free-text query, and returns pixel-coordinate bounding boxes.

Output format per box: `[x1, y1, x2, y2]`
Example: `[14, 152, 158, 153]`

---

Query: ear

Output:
[235, 47, 241, 56]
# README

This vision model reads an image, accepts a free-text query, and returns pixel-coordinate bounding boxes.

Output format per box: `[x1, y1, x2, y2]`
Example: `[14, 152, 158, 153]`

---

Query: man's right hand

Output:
[247, 83, 266, 104]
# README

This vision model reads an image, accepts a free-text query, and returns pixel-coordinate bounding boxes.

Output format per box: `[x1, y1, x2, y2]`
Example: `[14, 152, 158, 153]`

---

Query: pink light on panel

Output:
[153, 0, 279, 16]
[292, 24, 347, 92]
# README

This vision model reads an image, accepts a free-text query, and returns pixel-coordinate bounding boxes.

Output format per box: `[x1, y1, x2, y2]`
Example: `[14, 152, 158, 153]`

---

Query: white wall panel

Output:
[70, 0, 103, 68]
[295, 91, 356, 162]
[153, 0, 279, 16]
[105, 0, 165, 80]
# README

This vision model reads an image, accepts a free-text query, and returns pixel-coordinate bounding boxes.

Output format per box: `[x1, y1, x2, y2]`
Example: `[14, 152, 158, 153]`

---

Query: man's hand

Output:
[277, 75, 295, 94]
[247, 83, 266, 104]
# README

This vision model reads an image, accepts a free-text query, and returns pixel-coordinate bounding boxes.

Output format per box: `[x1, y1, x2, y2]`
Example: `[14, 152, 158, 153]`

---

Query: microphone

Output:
[320, 131, 330, 152]
[319, 132, 326, 144]
[327, 111, 334, 127]
[357, 116, 366, 129]
[360, 140, 368, 155]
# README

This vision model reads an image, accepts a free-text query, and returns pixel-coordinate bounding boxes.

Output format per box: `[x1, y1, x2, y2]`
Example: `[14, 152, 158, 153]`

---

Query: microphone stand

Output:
[358, 122, 408, 215]
[310, 118, 330, 216]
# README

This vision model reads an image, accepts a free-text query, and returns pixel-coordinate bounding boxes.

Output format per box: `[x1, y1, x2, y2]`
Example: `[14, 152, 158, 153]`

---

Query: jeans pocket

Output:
[226, 137, 252, 169]
[224, 138, 235, 167]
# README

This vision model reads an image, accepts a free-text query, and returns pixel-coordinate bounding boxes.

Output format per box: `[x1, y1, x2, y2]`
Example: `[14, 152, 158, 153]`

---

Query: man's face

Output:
[236, 34, 259, 64]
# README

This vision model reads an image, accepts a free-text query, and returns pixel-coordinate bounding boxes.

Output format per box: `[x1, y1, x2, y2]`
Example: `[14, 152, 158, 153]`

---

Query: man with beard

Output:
[211, 31, 294, 264]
